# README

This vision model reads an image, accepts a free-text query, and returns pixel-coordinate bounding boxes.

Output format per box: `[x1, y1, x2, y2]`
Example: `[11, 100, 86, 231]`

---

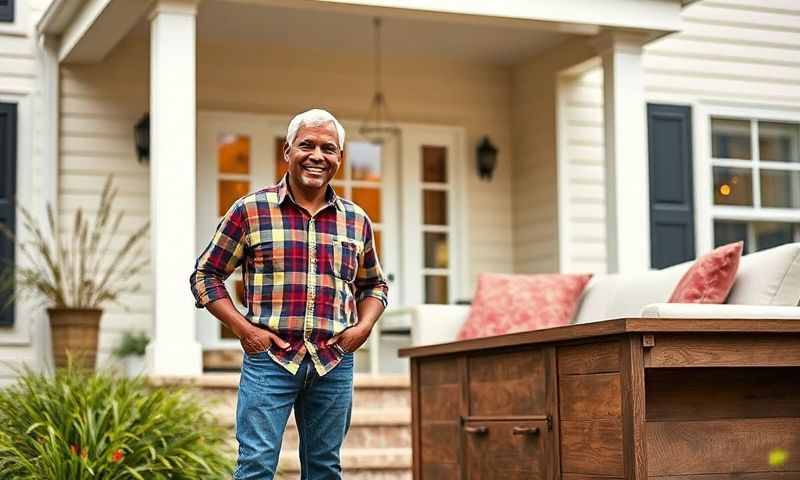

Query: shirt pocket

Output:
[252, 242, 285, 273]
[331, 240, 358, 283]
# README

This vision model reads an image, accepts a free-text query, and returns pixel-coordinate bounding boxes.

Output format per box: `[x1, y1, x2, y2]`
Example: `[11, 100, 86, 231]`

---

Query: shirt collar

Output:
[277, 173, 344, 212]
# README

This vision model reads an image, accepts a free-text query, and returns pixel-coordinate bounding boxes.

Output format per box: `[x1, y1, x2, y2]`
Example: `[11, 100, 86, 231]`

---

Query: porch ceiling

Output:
[140, 0, 573, 66]
[42, 0, 684, 66]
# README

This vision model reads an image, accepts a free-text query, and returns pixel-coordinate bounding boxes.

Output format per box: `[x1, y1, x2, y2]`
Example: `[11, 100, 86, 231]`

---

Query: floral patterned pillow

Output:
[456, 273, 593, 340]
[669, 241, 743, 303]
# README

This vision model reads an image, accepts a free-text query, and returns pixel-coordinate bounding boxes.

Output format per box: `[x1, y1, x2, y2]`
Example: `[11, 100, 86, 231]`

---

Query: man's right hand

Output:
[240, 327, 290, 355]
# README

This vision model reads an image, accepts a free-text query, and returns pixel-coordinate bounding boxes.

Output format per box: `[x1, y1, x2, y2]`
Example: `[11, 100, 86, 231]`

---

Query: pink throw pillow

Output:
[668, 241, 743, 304]
[456, 273, 593, 340]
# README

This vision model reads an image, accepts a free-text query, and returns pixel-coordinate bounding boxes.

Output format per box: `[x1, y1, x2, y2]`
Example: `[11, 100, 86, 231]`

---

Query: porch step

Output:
[151, 373, 412, 478]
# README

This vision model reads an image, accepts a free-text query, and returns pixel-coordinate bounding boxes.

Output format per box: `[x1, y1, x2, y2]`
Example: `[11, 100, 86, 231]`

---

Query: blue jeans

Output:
[234, 351, 354, 480]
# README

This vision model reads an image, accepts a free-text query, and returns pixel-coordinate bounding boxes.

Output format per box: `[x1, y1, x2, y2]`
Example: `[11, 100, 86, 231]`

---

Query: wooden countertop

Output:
[398, 317, 800, 358]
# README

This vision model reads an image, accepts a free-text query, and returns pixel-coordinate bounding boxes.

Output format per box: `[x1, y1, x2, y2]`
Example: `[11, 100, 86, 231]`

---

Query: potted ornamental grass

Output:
[0, 177, 149, 370]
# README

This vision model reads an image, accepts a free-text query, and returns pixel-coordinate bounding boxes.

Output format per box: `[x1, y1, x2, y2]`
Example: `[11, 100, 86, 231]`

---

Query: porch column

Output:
[145, 0, 203, 376]
[594, 32, 651, 273]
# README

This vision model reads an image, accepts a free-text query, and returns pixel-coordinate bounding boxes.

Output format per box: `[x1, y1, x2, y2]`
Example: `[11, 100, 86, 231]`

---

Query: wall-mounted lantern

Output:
[476, 136, 498, 180]
[134, 113, 149, 164]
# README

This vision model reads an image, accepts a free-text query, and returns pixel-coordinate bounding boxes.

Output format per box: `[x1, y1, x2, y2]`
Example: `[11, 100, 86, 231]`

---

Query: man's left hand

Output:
[326, 323, 372, 353]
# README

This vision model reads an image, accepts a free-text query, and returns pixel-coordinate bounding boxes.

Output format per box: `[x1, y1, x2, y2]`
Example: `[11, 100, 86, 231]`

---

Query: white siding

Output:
[559, 0, 800, 273]
[512, 37, 595, 274]
[0, 0, 55, 386]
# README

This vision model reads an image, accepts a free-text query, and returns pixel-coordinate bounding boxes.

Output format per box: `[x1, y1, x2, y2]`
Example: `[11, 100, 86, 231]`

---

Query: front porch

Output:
[38, 0, 683, 376]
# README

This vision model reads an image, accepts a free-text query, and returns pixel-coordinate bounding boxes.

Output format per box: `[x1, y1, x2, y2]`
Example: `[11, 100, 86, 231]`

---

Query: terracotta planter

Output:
[47, 308, 102, 370]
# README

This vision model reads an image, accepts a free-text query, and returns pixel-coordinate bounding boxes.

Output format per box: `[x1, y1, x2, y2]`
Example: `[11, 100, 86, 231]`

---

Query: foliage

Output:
[0, 362, 232, 479]
[0, 176, 149, 310]
[113, 331, 150, 358]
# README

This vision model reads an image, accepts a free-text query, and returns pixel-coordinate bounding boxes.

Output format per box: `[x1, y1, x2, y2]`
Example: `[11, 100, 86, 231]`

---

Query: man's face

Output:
[284, 122, 342, 190]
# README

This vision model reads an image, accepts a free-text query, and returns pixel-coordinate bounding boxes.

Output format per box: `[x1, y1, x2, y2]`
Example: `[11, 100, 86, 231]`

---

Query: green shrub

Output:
[0, 363, 232, 479]
[113, 331, 150, 358]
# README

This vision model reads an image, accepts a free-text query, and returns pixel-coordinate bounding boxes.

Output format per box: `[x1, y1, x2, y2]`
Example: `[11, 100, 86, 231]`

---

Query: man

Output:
[190, 108, 388, 480]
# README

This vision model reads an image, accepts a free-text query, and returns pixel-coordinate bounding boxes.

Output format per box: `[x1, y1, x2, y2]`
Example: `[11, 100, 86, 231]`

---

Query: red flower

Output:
[69, 444, 79, 455]
[111, 449, 124, 463]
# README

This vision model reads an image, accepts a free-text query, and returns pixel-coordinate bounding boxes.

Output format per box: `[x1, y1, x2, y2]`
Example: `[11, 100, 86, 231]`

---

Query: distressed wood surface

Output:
[468, 348, 546, 416]
[647, 418, 800, 476]
[463, 419, 547, 480]
[400, 319, 800, 359]
[560, 419, 624, 477]
[644, 334, 800, 368]
[621, 335, 648, 480]
[559, 373, 621, 420]
[558, 341, 621, 375]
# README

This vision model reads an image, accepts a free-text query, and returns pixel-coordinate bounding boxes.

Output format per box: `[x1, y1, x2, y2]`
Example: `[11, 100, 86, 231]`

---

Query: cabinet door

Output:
[463, 420, 548, 480]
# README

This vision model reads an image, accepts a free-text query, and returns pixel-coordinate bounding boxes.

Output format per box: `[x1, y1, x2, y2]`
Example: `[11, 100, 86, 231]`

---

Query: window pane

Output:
[754, 222, 800, 251]
[424, 276, 449, 304]
[711, 118, 751, 160]
[761, 169, 800, 208]
[218, 180, 250, 216]
[349, 141, 381, 181]
[713, 167, 753, 206]
[424, 232, 449, 268]
[218, 133, 250, 174]
[352, 187, 381, 222]
[759, 121, 800, 163]
[423, 190, 448, 225]
[714, 220, 748, 252]
[422, 146, 447, 183]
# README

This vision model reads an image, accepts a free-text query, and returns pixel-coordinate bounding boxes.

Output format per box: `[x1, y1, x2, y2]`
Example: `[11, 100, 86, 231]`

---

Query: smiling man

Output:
[190, 109, 388, 479]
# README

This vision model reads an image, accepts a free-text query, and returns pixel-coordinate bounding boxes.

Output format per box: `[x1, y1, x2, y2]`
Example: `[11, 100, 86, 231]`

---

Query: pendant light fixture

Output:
[359, 17, 400, 144]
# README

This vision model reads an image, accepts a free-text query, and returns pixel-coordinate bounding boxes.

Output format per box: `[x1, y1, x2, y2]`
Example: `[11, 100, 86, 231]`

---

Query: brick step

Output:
[159, 373, 411, 418]
[277, 447, 412, 478]
[282, 408, 411, 449]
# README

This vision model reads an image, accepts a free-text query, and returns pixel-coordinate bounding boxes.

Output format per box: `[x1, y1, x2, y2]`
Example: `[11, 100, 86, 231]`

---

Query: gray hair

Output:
[286, 109, 346, 151]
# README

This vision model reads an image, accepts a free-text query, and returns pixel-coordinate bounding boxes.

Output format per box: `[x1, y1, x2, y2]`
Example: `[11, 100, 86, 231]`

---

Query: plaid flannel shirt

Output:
[190, 175, 388, 375]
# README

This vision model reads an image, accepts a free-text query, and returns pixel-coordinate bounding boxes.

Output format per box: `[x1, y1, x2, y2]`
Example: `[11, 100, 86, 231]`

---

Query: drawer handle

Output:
[512, 426, 540, 436]
[464, 426, 488, 435]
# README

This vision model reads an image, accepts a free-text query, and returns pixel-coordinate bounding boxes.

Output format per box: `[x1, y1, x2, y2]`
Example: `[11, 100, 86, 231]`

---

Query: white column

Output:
[145, 0, 203, 377]
[595, 32, 651, 274]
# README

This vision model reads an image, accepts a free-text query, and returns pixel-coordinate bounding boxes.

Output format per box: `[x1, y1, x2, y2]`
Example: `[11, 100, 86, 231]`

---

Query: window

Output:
[0, 0, 14, 23]
[710, 116, 800, 253]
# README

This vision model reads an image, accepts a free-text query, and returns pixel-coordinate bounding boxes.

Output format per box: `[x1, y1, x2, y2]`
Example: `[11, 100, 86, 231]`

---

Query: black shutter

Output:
[648, 104, 695, 269]
[0, 0, 14, 23]
[0, 103, 16, 326]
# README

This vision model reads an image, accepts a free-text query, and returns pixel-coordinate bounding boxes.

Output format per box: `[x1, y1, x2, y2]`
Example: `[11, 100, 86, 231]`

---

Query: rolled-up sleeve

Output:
[354, 217, 389, 307]
[190, 200, 247, 308]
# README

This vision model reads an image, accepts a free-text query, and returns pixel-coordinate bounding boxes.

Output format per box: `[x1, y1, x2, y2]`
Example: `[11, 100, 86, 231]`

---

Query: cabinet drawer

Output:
[463, 419, 547, 480]
[468, 348, 546, 416]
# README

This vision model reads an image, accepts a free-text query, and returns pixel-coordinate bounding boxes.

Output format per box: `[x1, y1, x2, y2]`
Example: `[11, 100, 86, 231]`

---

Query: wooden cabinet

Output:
[401, 318, 800, 479]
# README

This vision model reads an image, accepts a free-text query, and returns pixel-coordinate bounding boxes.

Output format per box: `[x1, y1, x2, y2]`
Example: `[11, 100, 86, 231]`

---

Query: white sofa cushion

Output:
[574, 261, 692, 324]
[726, 242, 800, 306]
[641, 302, 800, 319]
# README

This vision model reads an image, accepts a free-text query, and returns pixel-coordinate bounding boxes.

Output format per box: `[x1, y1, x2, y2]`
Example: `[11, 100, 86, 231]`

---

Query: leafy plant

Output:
[0, 176, 149, 309]
[112, 331, 150, 358]
[0, 362, 233, 479]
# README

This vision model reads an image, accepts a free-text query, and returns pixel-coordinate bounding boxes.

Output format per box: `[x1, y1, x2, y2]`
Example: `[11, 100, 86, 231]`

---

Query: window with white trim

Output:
[710, 117, 800, 252]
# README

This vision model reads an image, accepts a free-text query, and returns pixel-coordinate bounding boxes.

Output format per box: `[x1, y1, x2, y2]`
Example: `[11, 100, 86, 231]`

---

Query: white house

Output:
[1, 0, 799, 383]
